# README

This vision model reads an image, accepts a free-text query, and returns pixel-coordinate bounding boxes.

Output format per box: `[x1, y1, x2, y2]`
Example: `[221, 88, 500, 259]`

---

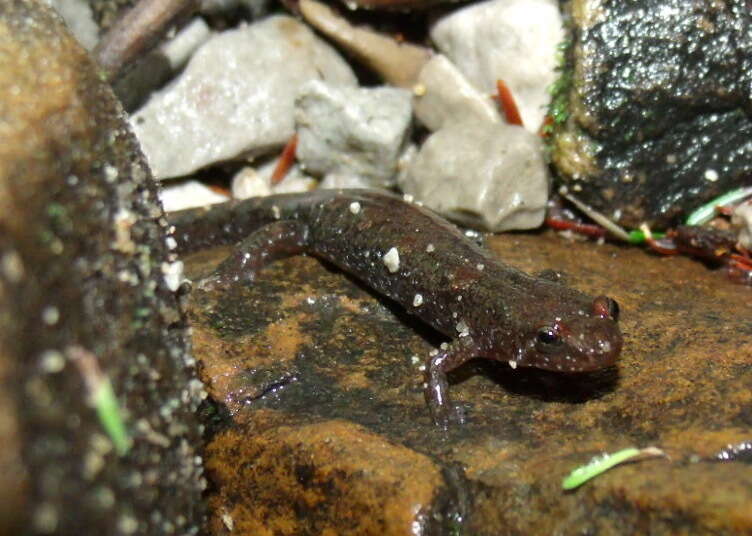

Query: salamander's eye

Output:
[592, 296, 620, 321]
[536, 326, 561, 347]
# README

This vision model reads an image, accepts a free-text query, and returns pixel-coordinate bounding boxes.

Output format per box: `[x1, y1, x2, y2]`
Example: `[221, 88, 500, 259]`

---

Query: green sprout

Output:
[562, 447, 665, 490]
[627, 229, 666, 245]
[93, 378, 132, 456]
[685, 186, 752, 226]
[67, 345, 132, 456]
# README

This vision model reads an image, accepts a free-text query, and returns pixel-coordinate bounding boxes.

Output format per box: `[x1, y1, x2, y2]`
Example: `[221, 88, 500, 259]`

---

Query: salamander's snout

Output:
[513, 308, 623, 373]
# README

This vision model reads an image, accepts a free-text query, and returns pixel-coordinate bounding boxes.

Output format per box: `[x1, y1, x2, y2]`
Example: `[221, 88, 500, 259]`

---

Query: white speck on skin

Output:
[413, 294, 423, 307]
[272, 205, 281, 219]
[452, 312, 458, 318]
[509, 360, 517, 370]
[42, 306, 59, 325]
[704, 169, 719, 182]
[383, 247, 400, 273]
[403, 193, 414, 203]
[349, 201, 361, 214]
[477, 264, 484, 271]
[426, 243, 435, 253]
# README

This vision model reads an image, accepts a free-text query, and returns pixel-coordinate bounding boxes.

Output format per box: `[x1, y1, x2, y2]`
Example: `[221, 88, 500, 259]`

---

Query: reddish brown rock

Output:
[187, 227, 752, 534]
[0, 1, 204, 533]
[205, 412, 455, 535]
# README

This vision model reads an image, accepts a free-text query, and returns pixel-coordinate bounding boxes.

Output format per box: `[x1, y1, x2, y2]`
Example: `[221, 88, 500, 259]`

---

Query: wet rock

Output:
[295, 80, 413, 189]
[205, 414, 457, 535]
[0, 1, 204, 533]
[551, 0, 752, 228]
[131, 15, 357, 180]
[299, 0, 432, 89]
[400, 120, 549, 231]
[184, 220, 752, 534]
[413, 53, 501, 132]
[430, 0, 563, 132]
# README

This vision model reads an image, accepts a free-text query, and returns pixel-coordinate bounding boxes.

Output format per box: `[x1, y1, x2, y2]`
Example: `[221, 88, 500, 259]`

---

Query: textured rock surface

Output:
[401, 120, 549, 231]
[430, 0, 563, 132]
[205, 414, 457, 534]
[551, 0, 752, 228]
[0, 2, 205, 533]
[185, 224, 752, 535]
[295, 80, 413, 189]
[131, 15, 357, 180]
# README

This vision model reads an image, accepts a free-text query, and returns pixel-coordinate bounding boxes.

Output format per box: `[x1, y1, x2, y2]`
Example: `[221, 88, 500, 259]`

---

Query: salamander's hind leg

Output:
[198, 220, 310, 290]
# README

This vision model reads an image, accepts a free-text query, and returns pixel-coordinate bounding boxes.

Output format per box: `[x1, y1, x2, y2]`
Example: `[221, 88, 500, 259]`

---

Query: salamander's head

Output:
[510, 295, 622, 372]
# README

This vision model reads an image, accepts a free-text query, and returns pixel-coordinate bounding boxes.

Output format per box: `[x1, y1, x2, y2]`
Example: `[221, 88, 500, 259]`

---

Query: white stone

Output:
[47, 0, 99, 50]
[116, 18, 212, 111]
[295, 80, 413, 189]
[430, 0, 563, 132]
[400, 120, 548, 231]
[382, 247, 400, 273]
[732, 202, 752, 250]
[131, 16, 356, 180]
[413, 54, 501, 131]
[159, 180, 230, 212]
[231, 159, 316, 200]
[319, 173, 375, 190]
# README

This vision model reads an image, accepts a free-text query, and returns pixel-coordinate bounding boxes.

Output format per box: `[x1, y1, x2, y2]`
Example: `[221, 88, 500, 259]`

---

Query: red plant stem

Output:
[270, 134, 298, 185]
[495, 80, 524, 127]
[545, 217, 606, 239]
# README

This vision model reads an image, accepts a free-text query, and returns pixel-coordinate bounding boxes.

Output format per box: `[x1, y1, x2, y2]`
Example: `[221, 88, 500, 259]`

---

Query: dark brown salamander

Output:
[169, 189, 623, 427]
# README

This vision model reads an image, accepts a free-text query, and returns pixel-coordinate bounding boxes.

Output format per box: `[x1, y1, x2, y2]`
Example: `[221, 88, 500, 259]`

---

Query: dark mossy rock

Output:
[551, 0, 752, 229]
[0, 2, 204, 534]
[185, 231, 752, 535]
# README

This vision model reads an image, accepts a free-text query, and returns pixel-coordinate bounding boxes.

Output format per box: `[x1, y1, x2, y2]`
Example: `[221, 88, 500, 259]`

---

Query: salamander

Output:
[169, 189, 623, 427]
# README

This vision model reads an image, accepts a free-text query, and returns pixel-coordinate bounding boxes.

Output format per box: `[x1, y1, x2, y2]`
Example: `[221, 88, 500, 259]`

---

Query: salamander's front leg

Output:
[424, 336, 479, 428]
[199, 220, 310, 289]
